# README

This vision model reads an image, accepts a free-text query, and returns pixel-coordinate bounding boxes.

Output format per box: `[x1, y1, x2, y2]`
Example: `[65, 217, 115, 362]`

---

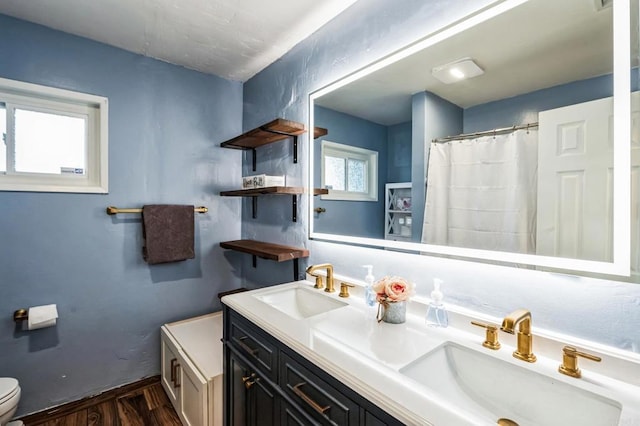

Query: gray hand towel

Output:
[142, 205, 195, 264]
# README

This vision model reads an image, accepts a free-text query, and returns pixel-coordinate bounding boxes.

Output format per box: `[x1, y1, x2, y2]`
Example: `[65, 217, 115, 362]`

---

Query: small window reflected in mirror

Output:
[321, 140, 377, 201]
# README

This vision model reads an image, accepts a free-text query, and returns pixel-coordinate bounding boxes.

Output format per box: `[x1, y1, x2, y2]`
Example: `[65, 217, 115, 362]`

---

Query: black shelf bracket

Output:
[247, 194, 298, 222]
[259, 127, 300, 165]
[251, 148, 257, 172]
[251, 255, 299, 280]
[293, 135, 298, 164]
[292, 195, 297, 222]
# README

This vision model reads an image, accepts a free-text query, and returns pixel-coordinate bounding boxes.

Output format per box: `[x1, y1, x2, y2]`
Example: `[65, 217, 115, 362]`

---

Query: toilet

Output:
[0, 378, 21, 426]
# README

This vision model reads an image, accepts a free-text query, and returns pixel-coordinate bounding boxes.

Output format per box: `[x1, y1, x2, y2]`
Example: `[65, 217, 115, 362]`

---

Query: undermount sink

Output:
[255, 286, 348, 320]
[399, 342, 622, 426]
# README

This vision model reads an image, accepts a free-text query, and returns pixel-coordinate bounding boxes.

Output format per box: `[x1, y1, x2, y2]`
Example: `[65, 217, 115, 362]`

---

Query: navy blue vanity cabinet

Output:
[227, 348, 279, 426]
[223, 306, 403, 426]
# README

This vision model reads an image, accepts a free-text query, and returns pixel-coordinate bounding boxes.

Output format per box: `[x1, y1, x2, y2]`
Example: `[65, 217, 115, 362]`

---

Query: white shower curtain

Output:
[421, 129, 538, 254]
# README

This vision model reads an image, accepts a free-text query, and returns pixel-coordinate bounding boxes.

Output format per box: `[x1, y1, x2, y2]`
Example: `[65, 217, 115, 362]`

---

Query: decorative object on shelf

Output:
[242, 174, 285, 189]
[395, 197, 412, 211]
[373, 276, 415, 324]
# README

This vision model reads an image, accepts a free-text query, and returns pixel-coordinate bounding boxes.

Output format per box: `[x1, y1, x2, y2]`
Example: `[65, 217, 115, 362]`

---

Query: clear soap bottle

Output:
[362, 265, 377, 307]
[425, 278, 448, 327]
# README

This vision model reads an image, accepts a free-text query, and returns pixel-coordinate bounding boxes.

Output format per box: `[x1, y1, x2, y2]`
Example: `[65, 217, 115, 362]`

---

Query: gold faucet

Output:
[305, 263, 335, 293]
[500, 309, 537, 363]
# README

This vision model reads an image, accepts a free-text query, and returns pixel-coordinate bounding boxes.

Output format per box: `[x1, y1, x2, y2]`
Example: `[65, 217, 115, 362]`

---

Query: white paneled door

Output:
[538, 93, 639, 272]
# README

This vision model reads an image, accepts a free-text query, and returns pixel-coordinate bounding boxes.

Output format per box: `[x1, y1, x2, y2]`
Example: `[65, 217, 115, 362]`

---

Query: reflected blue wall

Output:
[0, 14, 243, 415]
[464, 73, 639, 132]
[413, 92, 462, 242]
[313, 106, 387, 238]
[387, 121, 412, 183]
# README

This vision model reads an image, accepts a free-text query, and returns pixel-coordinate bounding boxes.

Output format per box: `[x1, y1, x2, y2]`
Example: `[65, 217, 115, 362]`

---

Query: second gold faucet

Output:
[501, 309, 536, 363]
[306, 263, 335, 293]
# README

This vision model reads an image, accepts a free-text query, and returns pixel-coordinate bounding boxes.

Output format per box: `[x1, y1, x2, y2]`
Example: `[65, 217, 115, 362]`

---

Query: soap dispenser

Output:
[425, 278, 449, 328]
[362, 265, 377, 307]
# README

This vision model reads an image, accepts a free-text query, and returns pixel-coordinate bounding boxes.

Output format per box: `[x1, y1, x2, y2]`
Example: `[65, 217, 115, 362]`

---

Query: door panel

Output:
[178, 350, 208, 426]
[538, 97, 613, 261]
[161, 329, 180, 406]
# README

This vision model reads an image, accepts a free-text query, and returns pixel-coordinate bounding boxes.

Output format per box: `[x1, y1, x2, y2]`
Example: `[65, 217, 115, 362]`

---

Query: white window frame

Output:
[321, 140, 378, 201]
[0, 77, 108, 193]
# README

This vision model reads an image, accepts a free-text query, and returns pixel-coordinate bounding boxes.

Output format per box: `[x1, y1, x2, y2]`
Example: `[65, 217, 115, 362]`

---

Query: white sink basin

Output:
[399, 342, 622, 426]
[254, 286, 348, 320]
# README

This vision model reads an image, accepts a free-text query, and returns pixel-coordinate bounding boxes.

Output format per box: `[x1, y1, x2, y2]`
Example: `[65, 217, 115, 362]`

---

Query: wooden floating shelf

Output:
[220, 187, 328, 222]
[220, 240, 309, 262]
[314, 127, 328, 139]
[220, 186, 327, 197]
[220, 239, 308, 280]
[219, 118, 328, 171]
[220, 119, 307, 150]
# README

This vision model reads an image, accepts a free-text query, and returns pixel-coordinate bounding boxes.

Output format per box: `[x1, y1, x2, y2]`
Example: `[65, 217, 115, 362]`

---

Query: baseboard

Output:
[17, 375, 160, 424]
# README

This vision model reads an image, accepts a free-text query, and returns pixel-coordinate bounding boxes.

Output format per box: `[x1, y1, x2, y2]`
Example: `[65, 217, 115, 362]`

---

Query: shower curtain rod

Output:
[432, 122, 539, 143]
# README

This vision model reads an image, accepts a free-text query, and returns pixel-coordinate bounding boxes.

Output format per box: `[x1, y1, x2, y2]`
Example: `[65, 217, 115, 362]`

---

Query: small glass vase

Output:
[378, 301, 407, 324]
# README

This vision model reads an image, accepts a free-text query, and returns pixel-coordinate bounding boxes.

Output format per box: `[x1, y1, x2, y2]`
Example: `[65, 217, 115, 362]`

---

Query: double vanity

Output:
[221, 274, 640, 426]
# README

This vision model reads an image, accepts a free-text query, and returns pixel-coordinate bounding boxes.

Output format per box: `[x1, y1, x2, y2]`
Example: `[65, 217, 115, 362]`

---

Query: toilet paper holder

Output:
[13, 309, 28, 322]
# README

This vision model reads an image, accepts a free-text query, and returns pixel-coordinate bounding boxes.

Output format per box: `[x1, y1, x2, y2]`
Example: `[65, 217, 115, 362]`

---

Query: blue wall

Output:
[313, 106, 387, 239]
[386, 121, 412, 183]
[412, 91, 462, 242]
[463, 73, 633, 132]
[0, 14, 243, 415]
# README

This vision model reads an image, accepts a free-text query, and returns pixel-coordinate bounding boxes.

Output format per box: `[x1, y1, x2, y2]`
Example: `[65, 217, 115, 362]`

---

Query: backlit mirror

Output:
[309, 0, 636, 277]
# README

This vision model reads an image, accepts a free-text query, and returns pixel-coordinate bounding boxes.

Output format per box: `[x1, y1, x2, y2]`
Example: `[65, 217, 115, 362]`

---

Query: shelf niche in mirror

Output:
[309, 0, 636, 278]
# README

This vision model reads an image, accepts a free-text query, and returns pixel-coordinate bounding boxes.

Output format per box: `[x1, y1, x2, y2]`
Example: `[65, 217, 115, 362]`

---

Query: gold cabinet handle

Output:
[292, 382, 330, 415]
[471, 321, 501, 350]
[242, 373, 257, 389]
[314, 207, 326, 213]
[173, 362, 181, 388]
[339, 282, 355, 298]
[170, 358, 177, 384]
[237, 336, 259, 356]
[558, 345, 601, 378]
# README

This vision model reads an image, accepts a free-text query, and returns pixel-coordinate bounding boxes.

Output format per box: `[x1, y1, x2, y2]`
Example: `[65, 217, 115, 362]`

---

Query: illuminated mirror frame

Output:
[309, 0, 631, 276]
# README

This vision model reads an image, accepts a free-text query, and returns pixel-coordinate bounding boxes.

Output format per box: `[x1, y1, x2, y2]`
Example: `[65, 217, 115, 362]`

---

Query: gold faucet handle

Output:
[339, 282, 355, 298]
[471, 321, 501, 350]
[558, 346, 601, 378]
[312, 276, 324, 289]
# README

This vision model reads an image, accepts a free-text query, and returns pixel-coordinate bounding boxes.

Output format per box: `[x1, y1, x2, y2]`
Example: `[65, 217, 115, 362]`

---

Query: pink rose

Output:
[373, 276, 414, 303]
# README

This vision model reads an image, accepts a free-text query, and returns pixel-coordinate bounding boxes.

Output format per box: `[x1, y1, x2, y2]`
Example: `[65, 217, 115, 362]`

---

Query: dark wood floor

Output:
[19, 377, 181, 426]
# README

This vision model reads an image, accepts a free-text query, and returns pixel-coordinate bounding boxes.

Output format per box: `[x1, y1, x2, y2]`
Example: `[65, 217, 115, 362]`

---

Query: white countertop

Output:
[222, 280, 640, 426]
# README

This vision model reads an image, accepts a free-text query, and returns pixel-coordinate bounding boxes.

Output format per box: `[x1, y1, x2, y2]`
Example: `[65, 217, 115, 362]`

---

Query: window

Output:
[0, 77, 108, 193]
[321, 140, 377, 201]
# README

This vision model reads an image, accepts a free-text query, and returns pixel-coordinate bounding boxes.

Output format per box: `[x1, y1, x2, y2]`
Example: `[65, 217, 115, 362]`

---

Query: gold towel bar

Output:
[106, 206, 208, 215]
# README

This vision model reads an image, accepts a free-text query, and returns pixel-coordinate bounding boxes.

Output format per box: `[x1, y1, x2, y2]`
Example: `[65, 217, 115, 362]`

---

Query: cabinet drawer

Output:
[281, 399, 322, 426]
[280, 353, 359, 426]
[228, 310, 278, 381]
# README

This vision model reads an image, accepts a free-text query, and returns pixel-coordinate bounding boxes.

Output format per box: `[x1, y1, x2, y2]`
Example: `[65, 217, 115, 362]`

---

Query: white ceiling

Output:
[0, 0, 358, 82]
[316, 0, 622, 126]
